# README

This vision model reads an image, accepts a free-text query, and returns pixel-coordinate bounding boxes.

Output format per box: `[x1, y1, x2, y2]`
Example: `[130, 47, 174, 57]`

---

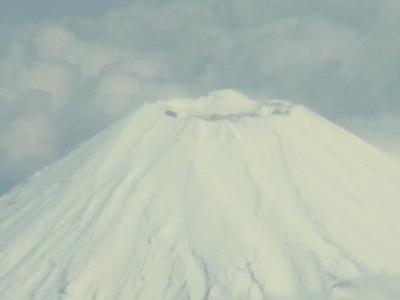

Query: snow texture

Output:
[0, 90, 400, 300]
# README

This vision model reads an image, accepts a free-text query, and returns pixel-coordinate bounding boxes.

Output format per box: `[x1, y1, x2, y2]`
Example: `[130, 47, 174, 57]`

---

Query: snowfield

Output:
[0, 90, 400, 299]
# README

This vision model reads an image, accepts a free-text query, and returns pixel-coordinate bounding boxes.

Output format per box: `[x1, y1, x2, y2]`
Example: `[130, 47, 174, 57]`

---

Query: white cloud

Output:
[0, 113, 57, 162]
[34, 25, 75, 57]
[17, 60, 79, 106]
[95, 72, 140, 117]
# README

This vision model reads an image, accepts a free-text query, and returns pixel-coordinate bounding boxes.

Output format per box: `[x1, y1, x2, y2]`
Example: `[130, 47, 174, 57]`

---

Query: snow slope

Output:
[1, 90, 400, 300]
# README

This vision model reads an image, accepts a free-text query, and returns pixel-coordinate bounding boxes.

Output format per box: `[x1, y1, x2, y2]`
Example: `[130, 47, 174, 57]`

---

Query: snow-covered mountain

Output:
[1, 90, 400, 300]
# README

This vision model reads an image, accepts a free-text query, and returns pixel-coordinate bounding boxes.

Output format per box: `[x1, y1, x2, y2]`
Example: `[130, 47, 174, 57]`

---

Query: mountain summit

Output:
[1, 90, 400, 300]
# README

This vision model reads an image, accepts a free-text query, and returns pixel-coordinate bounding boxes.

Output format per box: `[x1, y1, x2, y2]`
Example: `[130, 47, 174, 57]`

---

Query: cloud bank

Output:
[1, 0, 399, 193]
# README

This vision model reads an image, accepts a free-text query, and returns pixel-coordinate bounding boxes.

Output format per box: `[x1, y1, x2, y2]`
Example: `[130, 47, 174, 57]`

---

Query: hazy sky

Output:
[0, 0, 399, 194]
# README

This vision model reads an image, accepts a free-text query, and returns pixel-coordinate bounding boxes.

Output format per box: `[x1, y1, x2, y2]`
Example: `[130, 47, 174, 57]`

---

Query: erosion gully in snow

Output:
[0, 90, 400, 300]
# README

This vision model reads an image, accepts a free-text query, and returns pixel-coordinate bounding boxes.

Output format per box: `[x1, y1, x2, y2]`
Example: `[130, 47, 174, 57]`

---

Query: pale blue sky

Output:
[0, 0, 399, 193]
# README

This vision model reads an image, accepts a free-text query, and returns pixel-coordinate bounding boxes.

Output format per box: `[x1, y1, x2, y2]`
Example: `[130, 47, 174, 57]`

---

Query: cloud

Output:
[1, 113, 57, 162]
[0, 0, 399, 193]
[0, 95, 58, 191]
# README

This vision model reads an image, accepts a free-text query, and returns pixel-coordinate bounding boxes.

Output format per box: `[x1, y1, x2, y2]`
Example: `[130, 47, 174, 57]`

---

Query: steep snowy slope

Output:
[0, 90, 400, 300]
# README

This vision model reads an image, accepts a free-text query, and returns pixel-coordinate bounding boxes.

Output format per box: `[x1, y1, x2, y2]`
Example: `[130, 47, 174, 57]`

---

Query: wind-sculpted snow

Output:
[0, 90, 400, 300]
